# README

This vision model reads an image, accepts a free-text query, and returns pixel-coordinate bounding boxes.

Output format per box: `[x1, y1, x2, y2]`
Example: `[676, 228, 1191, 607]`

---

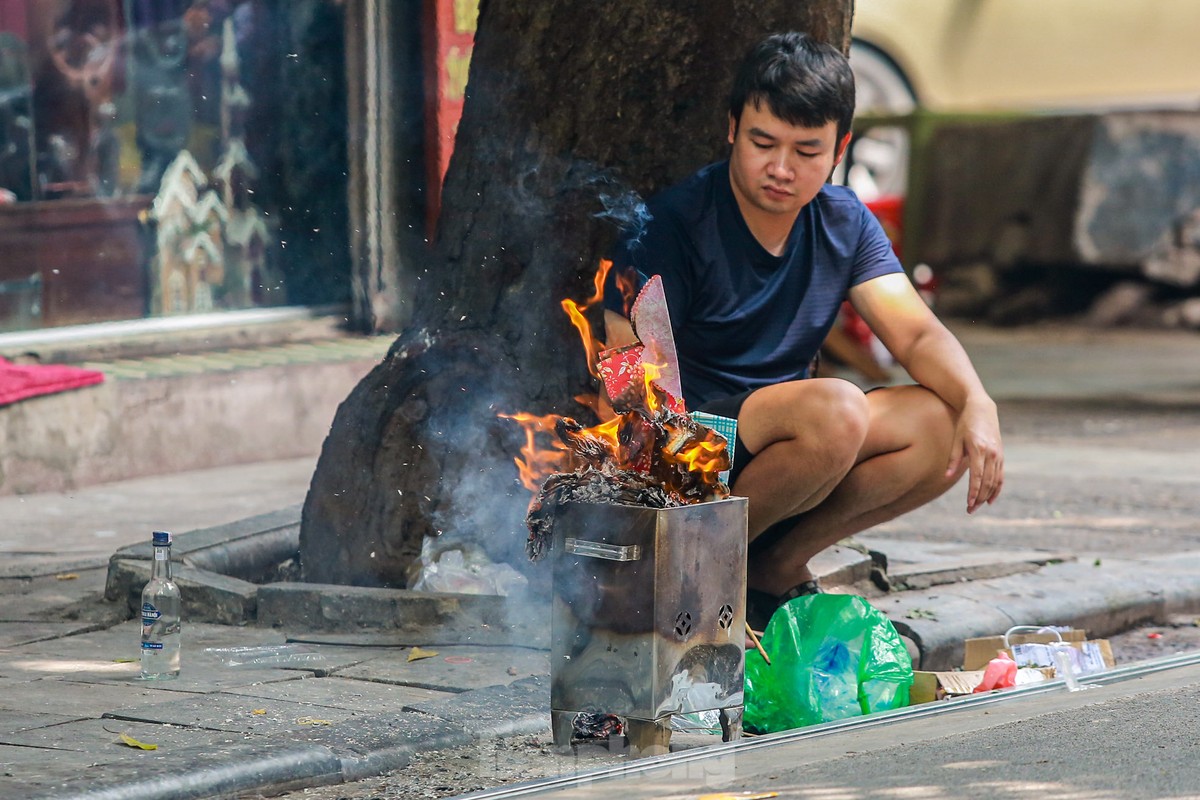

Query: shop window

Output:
[0, 0, 350, 332]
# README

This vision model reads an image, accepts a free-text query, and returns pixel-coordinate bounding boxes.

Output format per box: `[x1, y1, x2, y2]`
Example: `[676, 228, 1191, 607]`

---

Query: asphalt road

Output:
[243, 654, 1200, 800]
[519, 655, 1200, 800]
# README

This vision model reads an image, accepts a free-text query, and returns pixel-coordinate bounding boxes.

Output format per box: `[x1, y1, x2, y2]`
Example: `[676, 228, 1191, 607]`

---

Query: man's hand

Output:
[946, 396, 1004, 513]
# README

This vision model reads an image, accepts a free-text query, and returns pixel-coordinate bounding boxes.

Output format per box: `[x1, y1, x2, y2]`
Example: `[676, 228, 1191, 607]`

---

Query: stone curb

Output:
[98, 496, 1200, 663]
[103, 505, 549, 647]
[882, 553, 1200, 670]
[103, 506, 303, 621]
[106, 560, 260, 625]
[102, 527, 863, 649]
[334, 737, 464, 784]
[295, 711, 475, 784]
[106, 505, 303, 573]
[101, 499, 1200, 672]
[406, 676, 551, 735]
[34, 744, 344, 800]
[809, 542, 876, 588]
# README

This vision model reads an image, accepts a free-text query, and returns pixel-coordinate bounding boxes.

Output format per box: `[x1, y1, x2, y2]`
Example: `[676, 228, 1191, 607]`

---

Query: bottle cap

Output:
[152, 531, 172, 546]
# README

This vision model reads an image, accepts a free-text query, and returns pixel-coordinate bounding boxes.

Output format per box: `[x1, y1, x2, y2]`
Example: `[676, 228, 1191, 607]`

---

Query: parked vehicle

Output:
[842, 0, 1200, 198]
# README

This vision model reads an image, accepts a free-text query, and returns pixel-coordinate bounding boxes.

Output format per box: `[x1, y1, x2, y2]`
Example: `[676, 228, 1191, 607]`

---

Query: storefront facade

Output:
[0, 0, 424, 335]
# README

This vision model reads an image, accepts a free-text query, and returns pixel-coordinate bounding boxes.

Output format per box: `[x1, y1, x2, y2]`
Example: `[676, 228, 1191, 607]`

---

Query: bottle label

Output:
[154, 548, 168, 561]
[141, 641, 164, 650]
[141, 602, 161, 624]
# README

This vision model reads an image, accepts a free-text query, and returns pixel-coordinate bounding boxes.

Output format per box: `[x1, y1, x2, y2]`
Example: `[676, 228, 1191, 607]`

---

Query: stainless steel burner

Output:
[549, 497, 748, 754]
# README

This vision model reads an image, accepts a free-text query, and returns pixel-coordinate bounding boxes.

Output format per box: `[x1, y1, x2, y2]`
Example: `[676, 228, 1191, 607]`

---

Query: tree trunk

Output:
[300, 0, 855, 586]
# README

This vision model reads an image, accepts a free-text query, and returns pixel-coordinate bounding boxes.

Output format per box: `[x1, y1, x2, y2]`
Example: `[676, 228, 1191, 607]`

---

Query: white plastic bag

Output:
[410, 538, 529, 596]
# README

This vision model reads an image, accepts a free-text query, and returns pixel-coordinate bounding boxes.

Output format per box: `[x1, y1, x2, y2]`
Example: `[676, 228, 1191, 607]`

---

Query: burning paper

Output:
[523, 407, 731, 561]
[503, 261, 732, 562]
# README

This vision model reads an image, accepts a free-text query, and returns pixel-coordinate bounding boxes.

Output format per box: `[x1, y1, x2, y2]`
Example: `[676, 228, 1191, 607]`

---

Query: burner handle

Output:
[564, 538, 642, 562]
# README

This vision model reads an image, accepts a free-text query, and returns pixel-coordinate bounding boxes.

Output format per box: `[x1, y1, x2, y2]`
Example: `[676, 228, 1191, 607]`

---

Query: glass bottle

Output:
[140, 530, 181, 679]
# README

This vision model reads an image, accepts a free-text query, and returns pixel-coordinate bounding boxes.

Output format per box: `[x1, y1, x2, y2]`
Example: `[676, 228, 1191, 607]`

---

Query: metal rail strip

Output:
[458, 650, 1200, 800]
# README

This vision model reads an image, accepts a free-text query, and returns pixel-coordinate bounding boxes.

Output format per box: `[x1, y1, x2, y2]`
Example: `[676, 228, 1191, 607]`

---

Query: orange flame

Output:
[497, 412, 568, 491]
[499, 258, 728, 500]
[614, 264, 639, 318]
[592, 416, 622, 449]
[561, 259, 614, 379]
[498, 261, 618, 492]
[675, 440, 727, 475]
[642, 361, 664, 414]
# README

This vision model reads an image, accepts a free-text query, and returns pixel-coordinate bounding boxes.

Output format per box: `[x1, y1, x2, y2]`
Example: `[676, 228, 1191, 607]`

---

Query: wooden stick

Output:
[745, 622, 771, 666]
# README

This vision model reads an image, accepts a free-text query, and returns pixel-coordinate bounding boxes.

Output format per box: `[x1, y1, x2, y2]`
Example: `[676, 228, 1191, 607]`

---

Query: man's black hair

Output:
[729, 32, 856, 141]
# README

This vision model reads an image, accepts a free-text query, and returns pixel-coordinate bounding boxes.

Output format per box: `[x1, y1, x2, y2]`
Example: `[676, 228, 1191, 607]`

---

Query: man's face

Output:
[727, 102, 850, 221]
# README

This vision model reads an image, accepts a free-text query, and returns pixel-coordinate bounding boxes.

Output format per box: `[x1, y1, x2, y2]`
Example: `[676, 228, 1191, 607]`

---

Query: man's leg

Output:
[736, 383, 965, 597]
[728, 378, 872, 540]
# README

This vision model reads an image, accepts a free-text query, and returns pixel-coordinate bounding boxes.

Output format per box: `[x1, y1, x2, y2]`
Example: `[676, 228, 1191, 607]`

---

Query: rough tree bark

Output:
[300, 1, 854, 587]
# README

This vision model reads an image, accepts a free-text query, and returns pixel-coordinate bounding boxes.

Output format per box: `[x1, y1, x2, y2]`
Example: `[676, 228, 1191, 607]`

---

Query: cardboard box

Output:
[911, 667, 1054, 704]
[963, 630, 1114, 673]
[911, 669, 986, 704]
[910, 628, 1114, 704]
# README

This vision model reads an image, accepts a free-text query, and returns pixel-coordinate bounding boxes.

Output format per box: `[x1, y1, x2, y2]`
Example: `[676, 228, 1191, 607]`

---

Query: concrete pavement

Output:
[2, 321, 1200, 799]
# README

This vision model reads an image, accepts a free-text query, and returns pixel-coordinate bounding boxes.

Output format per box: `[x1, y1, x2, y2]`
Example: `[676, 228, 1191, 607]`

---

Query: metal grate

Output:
[717, 603, 734, 630]
[673, 611, 693, 639]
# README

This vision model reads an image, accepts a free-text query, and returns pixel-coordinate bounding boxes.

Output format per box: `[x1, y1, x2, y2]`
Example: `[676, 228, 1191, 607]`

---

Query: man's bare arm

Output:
[849, 273, 1004, 513]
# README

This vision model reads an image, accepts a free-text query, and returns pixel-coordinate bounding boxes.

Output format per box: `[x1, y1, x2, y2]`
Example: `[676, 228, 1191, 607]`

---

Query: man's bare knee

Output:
[733, 380, 870, 522]
[817, 379, 872, 439]
[744, 378, 868, 457]
[809, 381, 870, 468]
[865, 385, 954, 449]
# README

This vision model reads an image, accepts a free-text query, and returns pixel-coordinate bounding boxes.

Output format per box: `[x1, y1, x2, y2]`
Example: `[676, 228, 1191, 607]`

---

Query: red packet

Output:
[597, 342, 687, 415]
[630, 275, 683, 404]
[597, 343, 645, 411]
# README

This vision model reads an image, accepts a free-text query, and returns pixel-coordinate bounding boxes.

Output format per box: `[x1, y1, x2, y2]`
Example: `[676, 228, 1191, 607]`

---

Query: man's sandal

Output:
[745, 579, 823, 631]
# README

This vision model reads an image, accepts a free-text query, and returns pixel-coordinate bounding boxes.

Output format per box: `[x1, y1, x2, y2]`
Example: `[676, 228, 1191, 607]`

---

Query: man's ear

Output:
[833, 132, 853, 165]
[728, 113, 738, 145]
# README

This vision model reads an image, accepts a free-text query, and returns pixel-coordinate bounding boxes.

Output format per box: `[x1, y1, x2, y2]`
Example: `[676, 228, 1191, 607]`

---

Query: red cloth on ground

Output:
[0, 357, 105, 407]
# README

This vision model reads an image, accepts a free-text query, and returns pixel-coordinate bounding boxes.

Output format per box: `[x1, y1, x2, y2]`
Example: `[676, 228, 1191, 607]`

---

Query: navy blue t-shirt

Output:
[604, 160, 903, 408]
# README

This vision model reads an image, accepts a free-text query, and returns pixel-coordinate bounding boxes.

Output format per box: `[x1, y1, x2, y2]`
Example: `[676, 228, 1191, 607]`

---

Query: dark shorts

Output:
[696, 389, 756, 486]
[699, 389, 789, 554]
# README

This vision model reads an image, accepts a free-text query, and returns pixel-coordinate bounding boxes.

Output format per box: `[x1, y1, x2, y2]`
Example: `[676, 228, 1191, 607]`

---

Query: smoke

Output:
[594, 188, 653, 247]
[429, 448, 529, 558]
[421, 389, 545, 579]
[418, 460, 534, 593]
[406, 157, 659, 630]
[416, 410, 550, 638]
[501, 152, 653, 250]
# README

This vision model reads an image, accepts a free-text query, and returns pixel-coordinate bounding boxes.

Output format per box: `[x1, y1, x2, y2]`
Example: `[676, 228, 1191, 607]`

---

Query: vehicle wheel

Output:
[836, 41, 917, 200]
[850, 40, 917, 115]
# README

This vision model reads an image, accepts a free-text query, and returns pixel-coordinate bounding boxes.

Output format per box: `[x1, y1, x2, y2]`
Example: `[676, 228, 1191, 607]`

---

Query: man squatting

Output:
[602, 32, 1005, 628]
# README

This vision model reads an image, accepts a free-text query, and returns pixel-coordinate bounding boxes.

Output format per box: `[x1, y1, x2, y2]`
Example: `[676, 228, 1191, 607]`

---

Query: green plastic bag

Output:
[745, 594, 913, 733]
